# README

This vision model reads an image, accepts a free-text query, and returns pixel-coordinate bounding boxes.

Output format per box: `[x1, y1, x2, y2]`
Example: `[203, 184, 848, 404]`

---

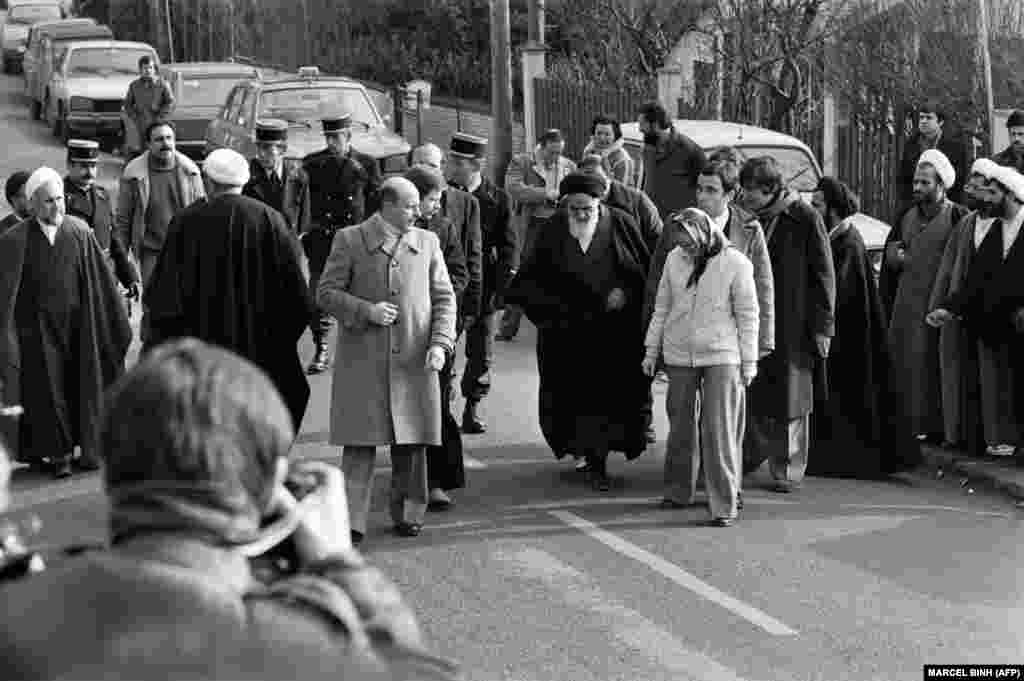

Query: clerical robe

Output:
[808, 220, 921, 477]
[0, 217, 131, 465]
[883, 200, 968, 437]
[142, 194, 313, 432]
[505, 206, 650, 460]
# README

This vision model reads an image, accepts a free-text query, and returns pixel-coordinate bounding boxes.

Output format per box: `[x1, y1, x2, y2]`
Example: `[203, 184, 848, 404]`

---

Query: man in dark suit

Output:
[243, 119, 311, 239]
[0, 171, 30, 236]
[302, 113, 381, 375]
[63, 140, 138, 297]
[445, 134, 516, 435]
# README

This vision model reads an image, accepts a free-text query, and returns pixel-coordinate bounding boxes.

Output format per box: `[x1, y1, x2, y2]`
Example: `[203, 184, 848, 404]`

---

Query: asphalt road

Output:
[1, 69, 1023, 681]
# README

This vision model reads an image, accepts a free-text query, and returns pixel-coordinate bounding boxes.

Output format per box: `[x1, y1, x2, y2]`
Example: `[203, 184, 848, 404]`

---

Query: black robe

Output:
[0, 217, 131, 464]
[505, 206, 650, 459]
[808, 222, 921, 478]
[142, 194, 313, 433]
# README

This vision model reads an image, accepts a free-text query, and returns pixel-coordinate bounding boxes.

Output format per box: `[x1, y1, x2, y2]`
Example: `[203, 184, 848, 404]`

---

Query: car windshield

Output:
[177, 75, 249, 107]
[67, 47, 151, 76]
[258, 86, 379, 128]
[8, 5, 62, 24]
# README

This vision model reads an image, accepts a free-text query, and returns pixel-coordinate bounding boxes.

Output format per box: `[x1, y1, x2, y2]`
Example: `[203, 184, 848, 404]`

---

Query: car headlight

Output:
[383, 154, 407, 174]
[69, 96, 93, 112]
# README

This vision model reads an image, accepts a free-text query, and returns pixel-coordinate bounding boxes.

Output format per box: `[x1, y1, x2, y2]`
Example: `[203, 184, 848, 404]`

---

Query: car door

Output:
[232, 85, 257, 156]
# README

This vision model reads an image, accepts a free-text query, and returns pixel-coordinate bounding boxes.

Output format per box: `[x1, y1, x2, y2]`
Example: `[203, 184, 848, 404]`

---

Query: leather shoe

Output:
[428, 488, 453, 511]
[393, 522, 422, 537]
[350, 530, 364, 547]
[461, 402, 486, 434]
[52, 460, 73, 479]
[710, 517, 735, 527]
[591, 473, 611, 492]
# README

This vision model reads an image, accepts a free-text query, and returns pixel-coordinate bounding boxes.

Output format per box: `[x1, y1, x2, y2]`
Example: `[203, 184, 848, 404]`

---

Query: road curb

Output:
[920, 445, 1024, 503]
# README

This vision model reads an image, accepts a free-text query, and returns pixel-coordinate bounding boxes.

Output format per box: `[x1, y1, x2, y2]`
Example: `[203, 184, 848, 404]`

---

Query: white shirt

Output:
[37, 220, 58, 245]
[465, 175, 482, 194]
[1002, 205, 1024, 257]
[709, 207, 730, 234]
[973, 216, 995, 250]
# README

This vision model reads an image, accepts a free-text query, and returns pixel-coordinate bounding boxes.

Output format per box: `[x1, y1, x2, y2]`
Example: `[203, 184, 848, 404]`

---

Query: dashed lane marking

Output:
[550, 510, 799, 637]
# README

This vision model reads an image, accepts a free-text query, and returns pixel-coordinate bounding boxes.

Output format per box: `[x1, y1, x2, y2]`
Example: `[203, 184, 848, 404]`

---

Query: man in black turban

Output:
[505, 172, 652, 490]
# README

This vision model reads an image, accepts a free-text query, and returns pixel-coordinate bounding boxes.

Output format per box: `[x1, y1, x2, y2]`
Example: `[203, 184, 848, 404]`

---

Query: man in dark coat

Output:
[809, 177, 920, 478]
[63, 140, 138, 295]
[243, 119, 311, 240]
[405, 166, 469, 511]
[445, 134, 516, 435]
[0, 167, 132, 478]
[0, 339, 461, 680]
[302, 113, 381, 375]
[898, 101, 971, 206]
[143, 149, 312, 433]
[636, 100, 706, 218]
[0, 171, 30, 236]
[992, 109, 1024, 174]
[506, 172, 651, 491]
[738, 157, 836, 493]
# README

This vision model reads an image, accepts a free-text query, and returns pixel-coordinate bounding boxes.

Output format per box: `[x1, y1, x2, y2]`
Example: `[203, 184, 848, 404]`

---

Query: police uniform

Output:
[63, 140, 138, 291]
[447, 134, 516, 434]
[301, 114, 379, 374]
[242, 119, 311, 238]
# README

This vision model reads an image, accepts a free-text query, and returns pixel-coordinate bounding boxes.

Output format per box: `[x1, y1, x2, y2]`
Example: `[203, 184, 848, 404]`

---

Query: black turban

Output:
[559, 172, 606, 199]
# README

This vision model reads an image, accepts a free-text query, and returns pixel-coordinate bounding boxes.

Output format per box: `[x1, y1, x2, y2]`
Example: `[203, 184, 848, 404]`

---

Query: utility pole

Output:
[521, 0, 547, 151]
[528, 0, 545, 42]
[975, 0, 995, 155]
[491, 0, 514, 185]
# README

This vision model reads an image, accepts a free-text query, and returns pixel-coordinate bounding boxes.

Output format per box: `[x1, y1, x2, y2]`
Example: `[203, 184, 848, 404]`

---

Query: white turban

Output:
[24, 166, 63, 200]
[203, 148, 250, 187]
[916, 149, 956, 190]
[970, 158, 998, 180]
[991, 165, 1024, 203]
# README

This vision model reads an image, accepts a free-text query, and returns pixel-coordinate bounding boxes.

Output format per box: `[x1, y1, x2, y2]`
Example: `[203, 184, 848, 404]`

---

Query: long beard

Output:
[569, 210, 599, 239]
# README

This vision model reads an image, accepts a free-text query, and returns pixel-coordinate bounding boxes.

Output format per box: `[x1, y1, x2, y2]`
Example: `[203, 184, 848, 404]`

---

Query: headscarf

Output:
[668, 207, 727, 288]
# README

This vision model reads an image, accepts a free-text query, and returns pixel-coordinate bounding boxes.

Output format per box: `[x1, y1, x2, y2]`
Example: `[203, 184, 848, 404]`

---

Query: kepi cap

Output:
[449, 132, 487, 159]
[67, 139, 99, 163]
[255, 119, 288, 144]
[322, 113, 352, 134]
[1007, 109, 1024, 129]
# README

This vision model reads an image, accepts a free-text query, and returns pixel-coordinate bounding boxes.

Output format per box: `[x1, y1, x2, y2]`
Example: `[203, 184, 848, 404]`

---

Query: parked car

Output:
[619, 120, 892, 275]
[42, 39, 158, 143]
[1, 0, 64, 73]
[205, 66, 410, 176]
[24, 20, 111, 120]
[156, 61, 260, 160]
[21, 16, 93, 88]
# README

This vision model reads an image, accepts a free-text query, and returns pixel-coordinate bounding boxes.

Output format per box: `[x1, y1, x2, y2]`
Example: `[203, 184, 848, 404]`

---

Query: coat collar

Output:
[123, 150, 201, 183]
[363, 213, 423, 255]
[113, 534, 254, 594]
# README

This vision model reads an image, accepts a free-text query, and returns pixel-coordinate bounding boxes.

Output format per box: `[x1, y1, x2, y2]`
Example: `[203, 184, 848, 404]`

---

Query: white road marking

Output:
[838, 503, 1010, 518]
[550, 510, 799, 637]
[494, 546, 756, 681]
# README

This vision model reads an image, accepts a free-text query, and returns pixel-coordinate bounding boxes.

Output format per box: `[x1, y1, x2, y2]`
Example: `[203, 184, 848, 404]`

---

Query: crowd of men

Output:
[0, 75, 1023, 673]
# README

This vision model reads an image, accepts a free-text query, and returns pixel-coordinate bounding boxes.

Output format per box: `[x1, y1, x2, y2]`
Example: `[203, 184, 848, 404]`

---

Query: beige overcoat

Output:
[317, 214, 456, 446]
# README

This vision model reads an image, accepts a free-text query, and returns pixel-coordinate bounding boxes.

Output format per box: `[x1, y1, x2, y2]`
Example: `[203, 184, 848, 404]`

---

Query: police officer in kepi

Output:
[301, 113, 381, 375]
[64, 139, 139, 299]
[445, 133, 516, 434]
[242, 119, 310, 240]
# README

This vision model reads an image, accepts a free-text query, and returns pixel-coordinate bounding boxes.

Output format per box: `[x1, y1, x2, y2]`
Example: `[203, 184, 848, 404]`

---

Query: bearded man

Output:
[505, 172, 651, 491]
[881, 149, 969, 443]
[0, 167, 132, 478]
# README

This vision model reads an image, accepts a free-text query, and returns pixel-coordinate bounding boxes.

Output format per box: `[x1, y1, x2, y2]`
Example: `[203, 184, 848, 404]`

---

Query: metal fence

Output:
[533, 78, 648, 160]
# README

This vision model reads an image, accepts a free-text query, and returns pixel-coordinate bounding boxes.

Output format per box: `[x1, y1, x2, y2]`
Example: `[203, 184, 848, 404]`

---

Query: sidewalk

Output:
[919, 444, 1024, 504]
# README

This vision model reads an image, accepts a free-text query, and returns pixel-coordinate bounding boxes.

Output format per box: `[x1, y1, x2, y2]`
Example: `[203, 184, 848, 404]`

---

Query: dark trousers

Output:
[460, 311, 496, 402]
[303, 228, 336, 342]
[427, 351, 466, 491]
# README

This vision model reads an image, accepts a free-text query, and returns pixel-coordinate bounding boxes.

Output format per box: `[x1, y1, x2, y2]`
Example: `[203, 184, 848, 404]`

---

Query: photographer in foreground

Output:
[0, 339, 460, 681]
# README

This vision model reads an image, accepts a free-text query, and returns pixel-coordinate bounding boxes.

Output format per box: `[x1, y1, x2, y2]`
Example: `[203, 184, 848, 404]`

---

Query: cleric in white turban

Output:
[0, 164, 133, 478]
[143, 142, 313, 432]
[880, 136, 972, 447]
[917, 148, 956, 191]
[203, 148, 251, 188]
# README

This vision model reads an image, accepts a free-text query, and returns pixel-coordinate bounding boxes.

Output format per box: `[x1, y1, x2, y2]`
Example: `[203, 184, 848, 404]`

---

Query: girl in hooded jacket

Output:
[643, 207, 759, 526]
